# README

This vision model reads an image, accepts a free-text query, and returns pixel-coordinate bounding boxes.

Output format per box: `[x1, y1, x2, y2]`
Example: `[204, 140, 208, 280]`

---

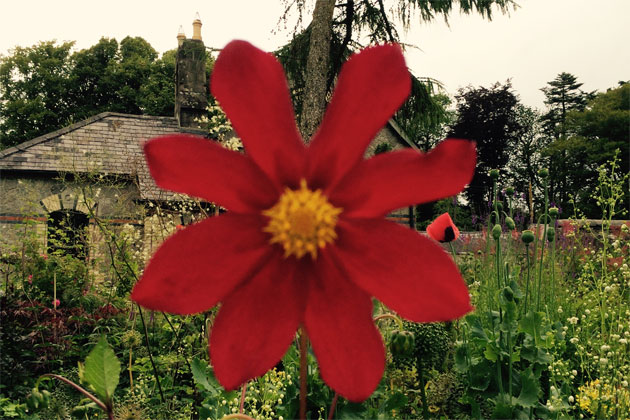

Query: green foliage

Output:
[81, 335, 121, 407]
[0, 37, 177, 149]
[449, 81, 525, 215]
[0, 41, 75, 149]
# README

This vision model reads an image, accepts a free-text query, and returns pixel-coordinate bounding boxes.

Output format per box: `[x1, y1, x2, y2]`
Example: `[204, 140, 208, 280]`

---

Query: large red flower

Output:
[131, 40, 476, 401]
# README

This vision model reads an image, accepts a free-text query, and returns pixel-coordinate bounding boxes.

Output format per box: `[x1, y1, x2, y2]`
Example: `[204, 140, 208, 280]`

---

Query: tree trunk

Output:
[299, 0, 336, 141]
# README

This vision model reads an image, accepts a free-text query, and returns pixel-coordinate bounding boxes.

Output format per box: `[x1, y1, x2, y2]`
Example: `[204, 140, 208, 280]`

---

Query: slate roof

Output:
[0, 112, 208, 200]
[0, 111, 415, 202]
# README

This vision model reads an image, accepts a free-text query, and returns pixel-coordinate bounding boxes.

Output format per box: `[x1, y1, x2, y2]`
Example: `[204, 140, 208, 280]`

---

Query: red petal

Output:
[329, 139, 476, 217]
[210, 252, 306, 390]
[131, 214, 271, 315]
[211, 40, 306, 188]
[427, 213, 460, 242]
[307, 44, 410, 190]
[333, 218, 472, 322]
[144, 135, 278, 213]
[304, 252, 385, 402]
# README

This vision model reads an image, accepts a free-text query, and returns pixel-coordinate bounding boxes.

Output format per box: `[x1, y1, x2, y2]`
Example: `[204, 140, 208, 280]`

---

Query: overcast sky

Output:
[1, 0, 628, 110]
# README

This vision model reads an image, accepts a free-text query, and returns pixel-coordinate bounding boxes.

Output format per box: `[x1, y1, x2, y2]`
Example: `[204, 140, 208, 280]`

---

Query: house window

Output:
[47, 210, 89, 259]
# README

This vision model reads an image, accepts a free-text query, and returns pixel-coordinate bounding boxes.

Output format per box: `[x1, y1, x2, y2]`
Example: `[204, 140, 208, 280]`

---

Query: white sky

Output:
[1, 0, 628, 110]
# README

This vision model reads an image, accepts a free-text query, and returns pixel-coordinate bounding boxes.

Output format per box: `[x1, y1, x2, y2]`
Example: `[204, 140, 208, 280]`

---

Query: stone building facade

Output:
[0, 18, 417, 275]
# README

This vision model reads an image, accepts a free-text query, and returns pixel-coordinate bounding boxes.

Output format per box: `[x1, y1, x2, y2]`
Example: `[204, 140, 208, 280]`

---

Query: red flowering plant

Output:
[131, 40, 476, 401]
[427, 212, 460, 243]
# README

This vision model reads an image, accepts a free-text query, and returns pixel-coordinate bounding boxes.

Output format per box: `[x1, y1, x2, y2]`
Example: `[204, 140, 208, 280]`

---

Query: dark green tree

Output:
[68, 37, 120, 121]
[540, 72, 596, 207]
[553, 83, 630, 217]
[0, 41, 75, 148]
[1, 37, 180, 150]
[447, 81, 524, 216]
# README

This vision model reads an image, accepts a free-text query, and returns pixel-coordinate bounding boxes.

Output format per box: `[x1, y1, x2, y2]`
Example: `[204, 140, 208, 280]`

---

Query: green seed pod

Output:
[538, 168, 549, 178]
[489, 169, 500, 179]
[389, 330, 416, 358]
[505, 186, 515, 196]
[505, 217, 515, 230]
[548, 207, 559, 218]
[41, 390, 51, 407]
[521, 230, 535, 244]
[492, 224, 502, 240]
[547, 228, 555, 242]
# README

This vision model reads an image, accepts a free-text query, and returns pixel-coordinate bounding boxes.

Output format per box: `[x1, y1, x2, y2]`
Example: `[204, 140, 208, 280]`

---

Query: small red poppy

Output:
[427, 213, 460, 243]
[131, 41, 476, 401]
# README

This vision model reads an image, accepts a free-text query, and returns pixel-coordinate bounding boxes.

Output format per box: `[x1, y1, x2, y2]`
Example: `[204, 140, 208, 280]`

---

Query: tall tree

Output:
[540, 72, 596, 207]
[448, 81, 523, 215]
[68, 37, 120, 121]
[0, 37, 178, 150]
[505, 105, 547, 211]
[0, 41, 75, 148]
[279, 0, 518, 143]
[551, 83, 630, 217]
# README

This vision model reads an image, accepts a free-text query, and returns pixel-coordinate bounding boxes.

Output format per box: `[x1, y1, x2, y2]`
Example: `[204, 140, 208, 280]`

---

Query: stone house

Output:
[0, 18, 417, 272]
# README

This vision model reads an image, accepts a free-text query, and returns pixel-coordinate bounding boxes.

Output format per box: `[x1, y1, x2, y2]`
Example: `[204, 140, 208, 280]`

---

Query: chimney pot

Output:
[192, 14, 202, 40]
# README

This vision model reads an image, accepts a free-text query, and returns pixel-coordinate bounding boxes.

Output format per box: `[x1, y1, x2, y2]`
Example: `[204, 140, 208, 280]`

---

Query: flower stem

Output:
[417, 359, 430, 419]
[537, 180, 549, 311]
[373, 313, 404, 330]
[327, 392, 339, 420]
[299, 328, 308, 420]
[240, 383, 247, 413]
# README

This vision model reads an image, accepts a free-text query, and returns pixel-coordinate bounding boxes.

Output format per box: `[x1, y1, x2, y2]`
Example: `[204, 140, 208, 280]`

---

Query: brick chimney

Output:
[175, 14, 208, 128]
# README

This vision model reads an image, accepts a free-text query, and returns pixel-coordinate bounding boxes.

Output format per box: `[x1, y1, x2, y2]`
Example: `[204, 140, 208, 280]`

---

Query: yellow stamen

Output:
[263, 179, 342, 259]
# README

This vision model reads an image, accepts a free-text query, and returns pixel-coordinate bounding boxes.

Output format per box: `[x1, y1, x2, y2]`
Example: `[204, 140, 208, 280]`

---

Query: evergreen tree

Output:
[540, 72, 596, 208]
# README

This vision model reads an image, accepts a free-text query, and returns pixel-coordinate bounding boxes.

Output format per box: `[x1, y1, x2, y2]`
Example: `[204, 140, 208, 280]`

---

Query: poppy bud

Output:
[549, 207, 559, 218]
[505, 217, 515, 230]
[489, 169, 500, 179]
[494, 201, 503, 212]
[389, 330, 415, 358]
[505, 186, 515, 196]
[538, 168, 549, 179]
[492, 224, 502, 240]
[521, 230, 535, 244]
[547, 229, 555, 242]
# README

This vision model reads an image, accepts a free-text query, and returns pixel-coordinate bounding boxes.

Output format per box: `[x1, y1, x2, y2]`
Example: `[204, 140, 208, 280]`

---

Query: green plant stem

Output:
[537, 180, 549, 311]
[42, 374, 112, 419]
[449, 242, 457, 262]
[417, 359, 430, 419]
[129, 347, 134, 394]
[524, 244, 531, 313]
[299, 328, 308, 420]
[137, 305, 166, 404]
[507, 329, 513, 403]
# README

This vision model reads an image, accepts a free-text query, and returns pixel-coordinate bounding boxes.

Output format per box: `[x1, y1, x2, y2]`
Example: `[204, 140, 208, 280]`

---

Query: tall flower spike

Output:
[132, 40, 476, 402]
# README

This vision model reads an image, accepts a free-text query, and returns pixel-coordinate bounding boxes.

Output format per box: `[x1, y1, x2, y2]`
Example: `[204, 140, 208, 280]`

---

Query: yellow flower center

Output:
[263, 179, 342, 259]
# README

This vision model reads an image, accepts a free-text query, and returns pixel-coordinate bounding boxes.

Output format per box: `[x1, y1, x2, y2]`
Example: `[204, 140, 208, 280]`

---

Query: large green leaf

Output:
[516, 367, 541, 408]
[190, 358, 220, 396]
[82, 336, 120, 406]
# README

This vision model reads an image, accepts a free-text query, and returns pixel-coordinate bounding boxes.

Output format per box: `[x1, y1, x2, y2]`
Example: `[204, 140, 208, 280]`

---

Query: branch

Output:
[376, 0, 395, 42]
